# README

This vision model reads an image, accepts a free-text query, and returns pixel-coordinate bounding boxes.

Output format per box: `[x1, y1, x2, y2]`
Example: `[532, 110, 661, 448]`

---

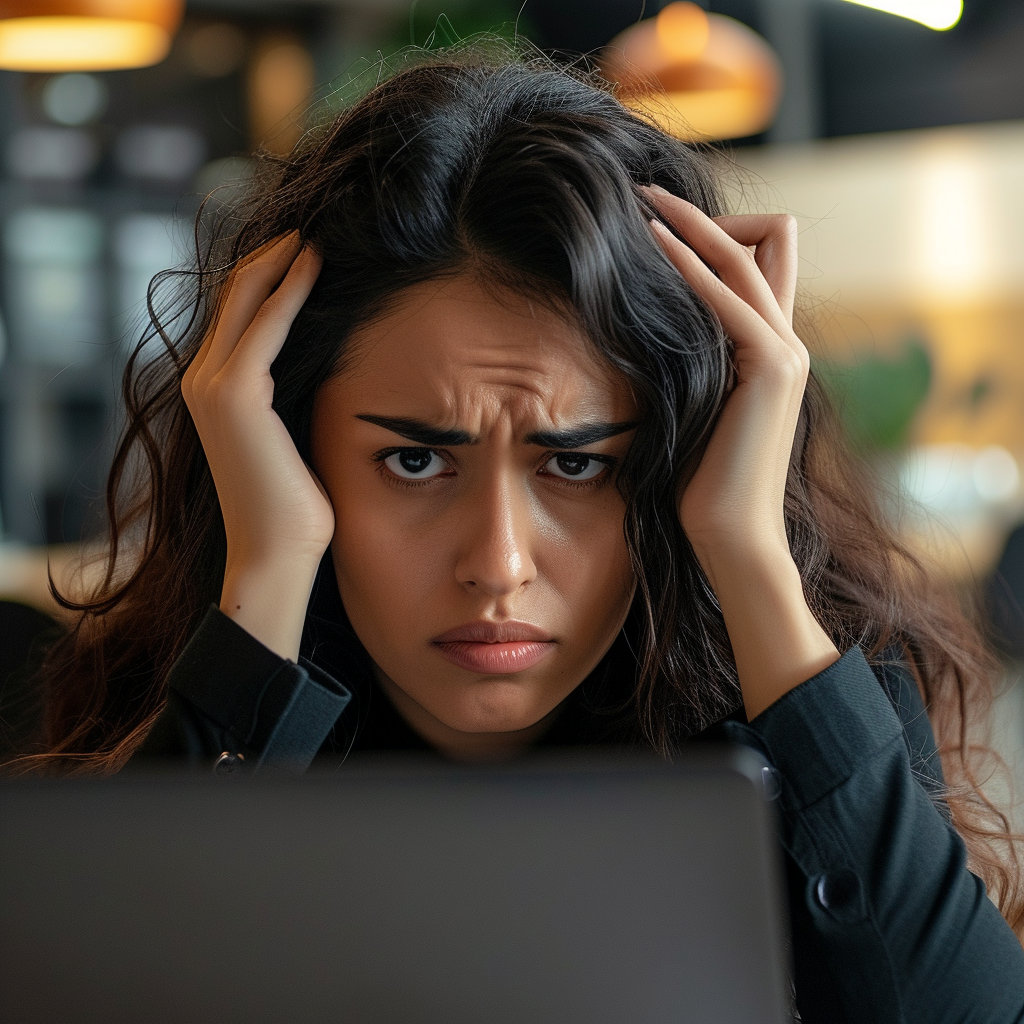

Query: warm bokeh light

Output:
[0, 17, 168, 70]
[0, 0, 183, 71]
[911, 149, 992, 301]
[602, 8, 781, 142]
[248, 36, 315, 155]
[655, 87, 778, 142]
[841, 0, 963, 31]
[186, 22, 246, 78]
[655, 2, 710, 62]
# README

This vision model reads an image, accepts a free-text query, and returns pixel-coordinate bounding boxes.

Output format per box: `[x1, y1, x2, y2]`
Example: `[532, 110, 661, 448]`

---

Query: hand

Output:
[181, 232, 331, 659]
[645, 188, 804, 570]
[644, 186, 838, 717]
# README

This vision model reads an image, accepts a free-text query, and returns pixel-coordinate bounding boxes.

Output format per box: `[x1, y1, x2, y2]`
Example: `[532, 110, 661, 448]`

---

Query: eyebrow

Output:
[356, 414, 638, 449]
[524, 421, 639, 448]
[355, 415, 474, 446]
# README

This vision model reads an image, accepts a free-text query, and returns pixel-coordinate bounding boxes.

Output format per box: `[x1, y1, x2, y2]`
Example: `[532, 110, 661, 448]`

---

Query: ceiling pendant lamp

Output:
[0, 0, 184, 72]
[601, 2, 783, 143]
[841, 0, 962, 32]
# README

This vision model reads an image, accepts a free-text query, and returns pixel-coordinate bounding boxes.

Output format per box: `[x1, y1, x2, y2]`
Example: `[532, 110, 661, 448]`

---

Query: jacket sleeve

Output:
[722, 647, 1024, 1024]
[133, 605, 351, 773]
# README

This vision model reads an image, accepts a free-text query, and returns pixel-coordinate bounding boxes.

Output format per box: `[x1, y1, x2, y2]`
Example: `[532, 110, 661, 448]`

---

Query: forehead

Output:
[333, 274, 636, 427]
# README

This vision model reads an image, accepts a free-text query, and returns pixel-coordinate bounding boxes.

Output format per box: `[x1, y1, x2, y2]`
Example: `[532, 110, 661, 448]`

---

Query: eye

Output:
[541, 453, 608, 482]
[382, 449, 449, 480]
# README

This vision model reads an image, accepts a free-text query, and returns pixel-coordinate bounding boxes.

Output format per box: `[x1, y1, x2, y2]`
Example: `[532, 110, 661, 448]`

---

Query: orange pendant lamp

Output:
[602, 2, 782, 142]
[0, 0, 184, 71]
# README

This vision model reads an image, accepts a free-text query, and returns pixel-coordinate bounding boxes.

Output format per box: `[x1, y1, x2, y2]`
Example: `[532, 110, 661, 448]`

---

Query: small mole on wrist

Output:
[236, 605, 241, 610]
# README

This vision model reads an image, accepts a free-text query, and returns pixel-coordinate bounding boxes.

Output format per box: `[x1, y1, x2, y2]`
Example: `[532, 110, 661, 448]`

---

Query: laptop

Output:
[0, 748, 790, 1023]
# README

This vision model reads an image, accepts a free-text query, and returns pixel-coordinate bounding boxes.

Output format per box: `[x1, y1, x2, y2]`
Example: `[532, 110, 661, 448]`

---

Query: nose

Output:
[453, 471, 537, 599]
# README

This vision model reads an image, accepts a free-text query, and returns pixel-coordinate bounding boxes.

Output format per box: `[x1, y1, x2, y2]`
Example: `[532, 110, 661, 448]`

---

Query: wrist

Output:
[690, 536, 794, 592]
[696, 545, 839, 720]
[220, 553, 322, 661]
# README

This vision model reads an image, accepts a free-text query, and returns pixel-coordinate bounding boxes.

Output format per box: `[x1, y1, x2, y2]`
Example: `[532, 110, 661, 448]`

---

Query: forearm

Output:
[725, 649, 1024, 1021]
[696, 541, 839, 720]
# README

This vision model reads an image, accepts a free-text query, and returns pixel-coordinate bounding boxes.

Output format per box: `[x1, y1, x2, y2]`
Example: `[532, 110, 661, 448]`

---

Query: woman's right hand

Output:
[181, 232, 331, 660]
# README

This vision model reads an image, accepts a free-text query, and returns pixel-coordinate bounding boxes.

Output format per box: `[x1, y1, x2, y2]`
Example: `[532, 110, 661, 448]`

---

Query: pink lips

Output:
[431, 621, 556, 675]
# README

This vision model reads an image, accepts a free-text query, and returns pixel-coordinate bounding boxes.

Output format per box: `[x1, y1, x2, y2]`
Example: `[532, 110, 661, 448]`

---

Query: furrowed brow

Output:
[524, 421, 639, 449]
[356, 415, 477, 446]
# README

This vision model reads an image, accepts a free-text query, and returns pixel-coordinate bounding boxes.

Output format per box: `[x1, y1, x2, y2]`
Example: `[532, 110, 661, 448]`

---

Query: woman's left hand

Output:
[644, 185, 839, 718]
[645, 187, 804, 568]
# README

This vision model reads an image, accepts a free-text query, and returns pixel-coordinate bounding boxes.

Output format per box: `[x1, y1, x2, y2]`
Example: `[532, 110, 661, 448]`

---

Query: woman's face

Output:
[310, 274, 638, 758]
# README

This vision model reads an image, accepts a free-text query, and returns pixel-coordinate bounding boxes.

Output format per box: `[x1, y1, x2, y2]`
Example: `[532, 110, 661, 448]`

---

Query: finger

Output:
[224, 246, 323, 375]
[643, 188, 792, 338]
[649, 219, 783, 356]
[183, 235, 298, 389]
[651, 218, 809, 389]
[712, 214, 797, 325]
[181, 331, 214, 410]
[202, 231, 305, 377]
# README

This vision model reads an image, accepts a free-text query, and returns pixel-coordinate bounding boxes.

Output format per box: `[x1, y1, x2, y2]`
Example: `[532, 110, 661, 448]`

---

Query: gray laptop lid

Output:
[1, 749, 790, 1024]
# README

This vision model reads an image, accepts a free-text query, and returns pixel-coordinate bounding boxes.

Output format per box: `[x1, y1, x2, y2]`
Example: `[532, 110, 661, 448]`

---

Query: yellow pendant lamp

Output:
[602, 2, 782, 143]
[0, 0, 184, 71]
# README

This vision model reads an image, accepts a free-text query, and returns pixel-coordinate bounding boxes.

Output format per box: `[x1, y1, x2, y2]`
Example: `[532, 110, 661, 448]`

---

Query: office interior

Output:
[0, 0, 1022, 815]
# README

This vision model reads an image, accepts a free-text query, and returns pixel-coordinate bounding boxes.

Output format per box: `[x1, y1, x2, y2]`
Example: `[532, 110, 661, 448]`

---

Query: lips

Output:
[433, 621, 553, 644]
[431, 621, 556, 675]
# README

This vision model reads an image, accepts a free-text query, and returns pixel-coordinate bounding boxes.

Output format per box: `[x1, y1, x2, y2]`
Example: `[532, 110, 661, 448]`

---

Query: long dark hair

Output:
[11, 40, 1022, 934]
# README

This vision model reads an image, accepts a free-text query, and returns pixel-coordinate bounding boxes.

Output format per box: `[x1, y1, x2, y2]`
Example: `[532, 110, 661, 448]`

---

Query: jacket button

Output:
[814, 869, 866, 924]
[761, 765, 782, 801]
[213, 751, 245, 776]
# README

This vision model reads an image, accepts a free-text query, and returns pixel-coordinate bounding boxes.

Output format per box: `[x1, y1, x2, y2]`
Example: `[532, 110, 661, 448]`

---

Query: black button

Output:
[814, 869, 866, 924]
[761, 765, 782, 801]
[213, 750, 245, 776]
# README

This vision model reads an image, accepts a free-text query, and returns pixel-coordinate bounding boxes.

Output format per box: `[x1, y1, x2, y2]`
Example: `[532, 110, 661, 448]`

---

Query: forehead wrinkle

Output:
[332, 273, 637, 430]
[432, 375, 622, 443]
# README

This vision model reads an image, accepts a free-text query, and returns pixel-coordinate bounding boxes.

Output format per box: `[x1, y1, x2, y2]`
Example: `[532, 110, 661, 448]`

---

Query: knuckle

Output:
[252, 294, 282, 322]
[762, 344, 807, 388]
[716, 232, 745, 255]
[766, 213, 797, 234]
[250, 293, 292, 332]
[720, 238, 757, 271]
[204, 373, 234, 406]
[783, 344, 810, 382]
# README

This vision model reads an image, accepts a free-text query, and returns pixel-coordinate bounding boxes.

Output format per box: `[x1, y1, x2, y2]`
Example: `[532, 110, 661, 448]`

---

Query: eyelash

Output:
[371, 447, 618, 490]
[371, 447, 452, 489]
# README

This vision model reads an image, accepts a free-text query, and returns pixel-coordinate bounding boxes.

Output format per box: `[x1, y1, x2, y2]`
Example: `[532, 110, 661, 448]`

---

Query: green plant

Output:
[815, 337, 932, 453]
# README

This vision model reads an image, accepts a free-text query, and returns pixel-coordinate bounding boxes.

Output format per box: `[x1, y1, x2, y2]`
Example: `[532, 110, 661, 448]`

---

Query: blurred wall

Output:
[736, 121, 1024, 576]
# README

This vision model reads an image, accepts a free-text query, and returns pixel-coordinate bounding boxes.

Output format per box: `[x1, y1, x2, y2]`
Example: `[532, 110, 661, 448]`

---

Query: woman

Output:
[15, 42, 1024, 1018]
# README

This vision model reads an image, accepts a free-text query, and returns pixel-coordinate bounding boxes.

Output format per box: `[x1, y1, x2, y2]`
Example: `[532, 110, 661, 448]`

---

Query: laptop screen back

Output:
[1, 749, 789, 1024]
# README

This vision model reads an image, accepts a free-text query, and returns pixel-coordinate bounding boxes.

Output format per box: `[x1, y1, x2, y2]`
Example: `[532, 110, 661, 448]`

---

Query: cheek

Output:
[543, 509, 634, 629]
[329, 488, 445, 634]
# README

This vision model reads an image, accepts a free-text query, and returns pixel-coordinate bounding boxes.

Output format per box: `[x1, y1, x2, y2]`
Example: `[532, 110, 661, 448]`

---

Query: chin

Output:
[437, 679, 555, 735]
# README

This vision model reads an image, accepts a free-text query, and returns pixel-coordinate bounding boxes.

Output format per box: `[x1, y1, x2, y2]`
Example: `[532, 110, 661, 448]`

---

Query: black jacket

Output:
[136, 600, 1024, 1023]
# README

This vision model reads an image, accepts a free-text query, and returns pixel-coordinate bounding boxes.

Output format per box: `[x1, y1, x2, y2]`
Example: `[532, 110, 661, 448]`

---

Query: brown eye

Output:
[384, 449, 447, 479]
[542, 453, 607, 481]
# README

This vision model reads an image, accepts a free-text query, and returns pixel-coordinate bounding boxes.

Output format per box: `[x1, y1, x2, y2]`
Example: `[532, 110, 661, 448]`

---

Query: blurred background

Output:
[0, 0, 1022, 801]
